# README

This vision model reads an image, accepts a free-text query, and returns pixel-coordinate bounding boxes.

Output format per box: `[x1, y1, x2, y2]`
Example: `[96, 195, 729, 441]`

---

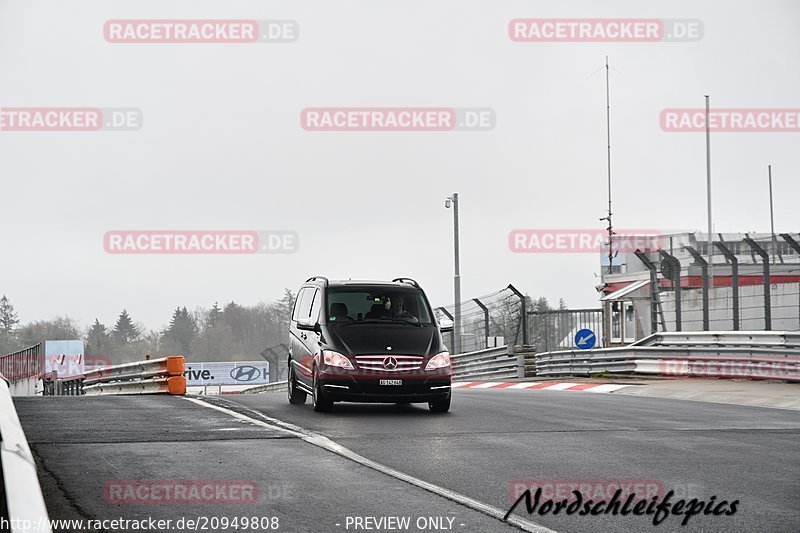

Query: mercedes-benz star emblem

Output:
[383, 356, 398, 370]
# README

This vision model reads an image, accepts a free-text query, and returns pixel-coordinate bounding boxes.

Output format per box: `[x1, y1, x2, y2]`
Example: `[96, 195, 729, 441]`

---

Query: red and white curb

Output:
[452, 381, 633, 393]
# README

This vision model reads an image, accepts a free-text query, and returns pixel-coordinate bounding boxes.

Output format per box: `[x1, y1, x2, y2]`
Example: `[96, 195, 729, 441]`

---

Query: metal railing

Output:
[0, 344, 44, 395]
[534, 331, 800, 380]
[43, 356, 188, 396]
[528, 308, 603, 352]
[633, 330, 800, 349]
[451, 345, 526, 381]
[242, 346, 532, 393]
[42, 373, 84, 396]
[241, 380, 289, 394]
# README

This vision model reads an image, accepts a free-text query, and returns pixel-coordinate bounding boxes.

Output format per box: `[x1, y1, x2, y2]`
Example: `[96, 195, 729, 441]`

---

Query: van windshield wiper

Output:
[332, 319, 429, 327]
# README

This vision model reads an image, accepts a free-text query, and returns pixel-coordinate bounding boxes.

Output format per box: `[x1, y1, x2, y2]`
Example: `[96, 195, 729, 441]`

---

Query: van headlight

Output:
[425, 351, 450, 370]
[322, 350, 354, 370]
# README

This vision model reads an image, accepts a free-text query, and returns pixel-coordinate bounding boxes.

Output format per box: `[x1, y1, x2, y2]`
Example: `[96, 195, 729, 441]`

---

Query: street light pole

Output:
[446, 193, 462, 354]
[769, 165, 776, 264]
[705, 95, 713, 286]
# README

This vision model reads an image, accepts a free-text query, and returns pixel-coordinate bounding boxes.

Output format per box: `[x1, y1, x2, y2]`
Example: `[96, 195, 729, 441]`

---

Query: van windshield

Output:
[326, 288, 433, 325]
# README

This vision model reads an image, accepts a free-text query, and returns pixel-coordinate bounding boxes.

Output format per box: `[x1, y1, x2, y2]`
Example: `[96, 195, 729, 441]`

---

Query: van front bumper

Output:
[318, 369, 452, 403]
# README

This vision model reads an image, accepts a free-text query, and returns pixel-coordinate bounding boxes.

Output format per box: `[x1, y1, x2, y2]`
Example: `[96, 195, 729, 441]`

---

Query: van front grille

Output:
[354, 355, 423, 372]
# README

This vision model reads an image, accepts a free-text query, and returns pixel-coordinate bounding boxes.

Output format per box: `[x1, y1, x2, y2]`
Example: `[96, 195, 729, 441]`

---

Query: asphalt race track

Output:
[14, 388, 800, 533]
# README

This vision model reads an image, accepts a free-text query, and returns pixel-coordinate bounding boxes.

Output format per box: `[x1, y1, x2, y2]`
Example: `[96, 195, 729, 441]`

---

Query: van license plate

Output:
[379, 379, 402, 386]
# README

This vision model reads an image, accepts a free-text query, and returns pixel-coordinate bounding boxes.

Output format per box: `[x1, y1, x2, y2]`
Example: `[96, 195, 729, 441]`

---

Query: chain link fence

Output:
[434, 286, 526, 353]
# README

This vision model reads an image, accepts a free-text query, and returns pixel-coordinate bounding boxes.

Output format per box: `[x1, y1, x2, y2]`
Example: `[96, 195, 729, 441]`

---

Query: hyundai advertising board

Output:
[183, 361, 270, 386]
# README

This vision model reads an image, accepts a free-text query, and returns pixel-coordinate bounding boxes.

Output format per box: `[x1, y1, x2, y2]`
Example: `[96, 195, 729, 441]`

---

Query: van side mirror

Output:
[439, 319, 453, 332]
[297, 317, 317, 331]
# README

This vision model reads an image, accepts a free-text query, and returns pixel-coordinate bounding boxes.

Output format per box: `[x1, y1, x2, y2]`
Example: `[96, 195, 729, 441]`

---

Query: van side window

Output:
[297, 287, 314, 320]
[291, 288, 307, 321]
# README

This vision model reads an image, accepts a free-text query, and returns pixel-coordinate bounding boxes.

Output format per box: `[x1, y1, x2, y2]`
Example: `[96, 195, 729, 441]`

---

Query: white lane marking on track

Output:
[585, 384, 631, 393]
[506, 383, 538, 389]
[542, 383, 577, 391]
[183, 397, 557, 533]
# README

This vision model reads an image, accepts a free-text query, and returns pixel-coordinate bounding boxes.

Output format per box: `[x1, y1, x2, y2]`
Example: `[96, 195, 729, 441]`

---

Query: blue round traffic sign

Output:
[574, 328, 596, 350]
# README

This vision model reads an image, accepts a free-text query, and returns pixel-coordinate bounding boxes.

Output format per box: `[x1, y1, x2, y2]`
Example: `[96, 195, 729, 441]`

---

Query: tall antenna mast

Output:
[604, 56, 614, 275]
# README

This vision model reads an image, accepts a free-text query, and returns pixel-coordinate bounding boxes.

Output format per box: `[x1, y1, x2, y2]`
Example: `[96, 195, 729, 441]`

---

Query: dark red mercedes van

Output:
[287, 277, 453, 413]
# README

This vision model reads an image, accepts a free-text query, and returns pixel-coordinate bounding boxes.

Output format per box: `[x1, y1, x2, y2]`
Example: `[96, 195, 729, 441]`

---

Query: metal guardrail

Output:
[242, 347, 538, 393]
[0, 373, 53, 532]
[452, 345, 524, 381]
[43, 356, 188, 396]
[535, 331, 800, 380]
[633, 331, 800, 349]
[241, 380, 288, 394]
[83, 356, 187, 396]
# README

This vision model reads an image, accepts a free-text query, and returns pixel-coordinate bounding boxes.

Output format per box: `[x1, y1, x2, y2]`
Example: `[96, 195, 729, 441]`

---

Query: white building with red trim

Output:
[598, 232, 800, 346]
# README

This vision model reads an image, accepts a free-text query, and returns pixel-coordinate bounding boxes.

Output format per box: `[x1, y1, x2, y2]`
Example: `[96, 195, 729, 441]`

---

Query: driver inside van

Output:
[387, 294, 418, 323]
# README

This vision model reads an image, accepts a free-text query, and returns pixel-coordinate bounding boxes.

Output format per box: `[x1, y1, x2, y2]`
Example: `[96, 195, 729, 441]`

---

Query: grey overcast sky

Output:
[1, 0, 798, 331]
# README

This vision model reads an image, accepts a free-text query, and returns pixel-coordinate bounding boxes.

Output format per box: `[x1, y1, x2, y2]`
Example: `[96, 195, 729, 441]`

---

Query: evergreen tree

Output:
[85, 319, 112, 355]
[276, 289, 296, 321]
[112, 309, 140, 345]
[205, 302, 223, 329]
[162, 306, 197, 354]
[0, 295, 19, 335]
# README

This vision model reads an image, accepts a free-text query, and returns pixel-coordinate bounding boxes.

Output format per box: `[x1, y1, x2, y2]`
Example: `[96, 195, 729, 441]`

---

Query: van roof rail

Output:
[392, 277, 420, 288]
[306, 276, 329, 286]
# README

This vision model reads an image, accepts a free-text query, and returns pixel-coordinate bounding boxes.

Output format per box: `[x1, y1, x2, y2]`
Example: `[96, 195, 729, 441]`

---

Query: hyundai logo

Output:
[230, 365, 261, 382]
[382, 357, 398, 370]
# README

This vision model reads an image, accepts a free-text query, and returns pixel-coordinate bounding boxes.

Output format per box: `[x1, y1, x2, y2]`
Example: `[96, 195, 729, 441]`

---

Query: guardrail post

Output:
[516, 351, 525, 378]
[714, 241, 740, 330]
[507, 284, 528, 346]
[659, 250, 682, 332]
[634, 250, 659, 334]
[744, 237, 772, 330]
[780, 234, 800, 329]
[685, 246, 710, 330]
[472, 298, 490, 348]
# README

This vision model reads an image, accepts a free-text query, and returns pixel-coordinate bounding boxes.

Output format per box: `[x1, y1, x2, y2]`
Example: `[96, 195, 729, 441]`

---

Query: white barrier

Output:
[0, 376, 52, 533]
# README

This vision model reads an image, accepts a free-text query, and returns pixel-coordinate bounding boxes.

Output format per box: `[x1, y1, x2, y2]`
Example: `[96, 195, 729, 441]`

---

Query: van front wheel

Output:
[312, 368, 334, 412]
[428, 394, 451, 413]
[287, 364, 307, 405]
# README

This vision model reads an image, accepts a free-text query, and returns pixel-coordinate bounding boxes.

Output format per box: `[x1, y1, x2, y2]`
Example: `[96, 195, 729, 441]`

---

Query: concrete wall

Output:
[8, 377, 41, 397]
